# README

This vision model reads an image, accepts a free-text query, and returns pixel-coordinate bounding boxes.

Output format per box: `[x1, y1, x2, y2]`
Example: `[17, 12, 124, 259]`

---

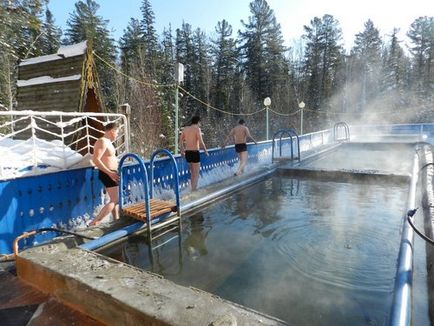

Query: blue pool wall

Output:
[1, 123, 432, 255]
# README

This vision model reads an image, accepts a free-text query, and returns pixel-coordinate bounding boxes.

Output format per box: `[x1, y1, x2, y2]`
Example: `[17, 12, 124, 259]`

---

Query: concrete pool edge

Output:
[16, 241, 287, 326]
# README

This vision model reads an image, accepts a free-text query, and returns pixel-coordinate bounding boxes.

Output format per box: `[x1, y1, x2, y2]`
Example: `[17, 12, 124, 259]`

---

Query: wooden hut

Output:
[16, 41, 105, 113]
[14, 41, 106, 149]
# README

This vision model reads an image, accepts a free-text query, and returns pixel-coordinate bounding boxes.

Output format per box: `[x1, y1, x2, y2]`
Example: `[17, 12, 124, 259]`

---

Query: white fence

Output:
[0, 111, 129, 179]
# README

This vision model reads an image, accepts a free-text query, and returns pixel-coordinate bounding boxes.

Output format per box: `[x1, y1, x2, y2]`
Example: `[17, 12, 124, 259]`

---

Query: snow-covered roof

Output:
[17, 74, 82, 87]
[19, 41, 87, 67]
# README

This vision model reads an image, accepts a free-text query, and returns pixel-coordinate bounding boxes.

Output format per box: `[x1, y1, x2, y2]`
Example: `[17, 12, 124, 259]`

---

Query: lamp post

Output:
[299, 101, 305, 135]
[264, 97, 271, 140]
[174, 63, 184, 155]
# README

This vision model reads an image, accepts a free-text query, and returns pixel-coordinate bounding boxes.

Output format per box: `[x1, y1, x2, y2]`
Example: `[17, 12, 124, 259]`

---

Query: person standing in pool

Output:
[180, 116, 209, 191]
[90, 122, 120, 226]
[222, 119, 257, 176]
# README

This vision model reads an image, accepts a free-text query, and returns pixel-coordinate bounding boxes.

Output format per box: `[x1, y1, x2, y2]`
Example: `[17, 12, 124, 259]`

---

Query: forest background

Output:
[0, 0, 433, 154]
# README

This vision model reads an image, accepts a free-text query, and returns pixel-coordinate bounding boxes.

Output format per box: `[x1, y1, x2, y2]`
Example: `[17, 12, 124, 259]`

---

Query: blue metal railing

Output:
[150, 149, 180, 216]
[271, 129, 300, 162]
[333, 122, 350, 142]
[118, 150, 181, 242]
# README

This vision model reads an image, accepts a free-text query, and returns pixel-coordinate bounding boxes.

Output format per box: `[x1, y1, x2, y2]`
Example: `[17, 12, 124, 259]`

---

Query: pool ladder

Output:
[118, 149, 181, 243]
[272, 128, 300, 163]
[333, 122, 350, 142]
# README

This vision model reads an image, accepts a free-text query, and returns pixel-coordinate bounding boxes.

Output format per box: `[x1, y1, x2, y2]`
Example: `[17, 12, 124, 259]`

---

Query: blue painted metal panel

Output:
[0, 168, 103, 254]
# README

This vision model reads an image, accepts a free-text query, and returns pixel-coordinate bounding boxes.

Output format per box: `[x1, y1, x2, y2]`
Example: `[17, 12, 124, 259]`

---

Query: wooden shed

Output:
[14, 41, 106, 146]
[16, 41, 105, 114]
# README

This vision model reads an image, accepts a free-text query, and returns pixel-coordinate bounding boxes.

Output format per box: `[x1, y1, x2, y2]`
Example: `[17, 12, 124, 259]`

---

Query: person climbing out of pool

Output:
[180, 115, 209, 191]
[222, 119, 257, 176]
[90, 122, 120, 226]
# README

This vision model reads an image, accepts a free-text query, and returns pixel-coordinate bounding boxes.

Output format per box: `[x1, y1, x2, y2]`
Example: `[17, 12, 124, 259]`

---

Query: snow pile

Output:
[0, 137, 89, 179]
[17, 74, 81, 87]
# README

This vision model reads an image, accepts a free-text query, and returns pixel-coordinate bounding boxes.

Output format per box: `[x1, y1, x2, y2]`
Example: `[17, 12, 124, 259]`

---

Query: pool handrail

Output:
[118, 153, 151, 227]
[333, 122, 350, 142]
[272, 129, 300, 162]
[389, 152, 419, 326]
[149, 149, 181, 216]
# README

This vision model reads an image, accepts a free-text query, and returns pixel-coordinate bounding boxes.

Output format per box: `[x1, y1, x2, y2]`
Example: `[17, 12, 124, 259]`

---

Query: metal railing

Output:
[333, 122, 350, 142]
[0, 111, 129, 175]
[271, 129, 300, 162]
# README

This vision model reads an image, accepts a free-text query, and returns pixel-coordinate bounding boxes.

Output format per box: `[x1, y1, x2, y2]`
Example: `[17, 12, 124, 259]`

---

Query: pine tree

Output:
[238, 0, 287, 102]
[64, 0, 117, 109]
[350, 19, 383, 111]
[21, 0, 45, 58]
[119, 18, 144, 78]
[210, 19, 239, 114]
[192, 28, 211, 112]
[302, 14, 344, 113]
[175, 22, 196, 121]
[41, 6, 61, 54]
[407, 16, 434, 102]
[0, 0, 48, 108]
[140, 0, 159, 77]
[381, 28, 410, 111]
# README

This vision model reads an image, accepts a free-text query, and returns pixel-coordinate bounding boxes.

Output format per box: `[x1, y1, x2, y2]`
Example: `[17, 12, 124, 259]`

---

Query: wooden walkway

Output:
[0, 265, 103, 326]
[122, 199, 177, 222]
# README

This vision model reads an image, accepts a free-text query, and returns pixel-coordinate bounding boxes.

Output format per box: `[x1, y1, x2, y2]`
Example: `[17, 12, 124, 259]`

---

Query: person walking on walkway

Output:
[90, 122, 120, 226]
[180, 116, 209, 191]
[222, 119, 257, 176]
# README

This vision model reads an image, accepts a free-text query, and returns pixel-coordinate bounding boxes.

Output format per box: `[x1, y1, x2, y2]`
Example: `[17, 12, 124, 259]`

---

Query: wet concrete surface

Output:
[16, 242, 286, 325]
[0, 262, 103, 326]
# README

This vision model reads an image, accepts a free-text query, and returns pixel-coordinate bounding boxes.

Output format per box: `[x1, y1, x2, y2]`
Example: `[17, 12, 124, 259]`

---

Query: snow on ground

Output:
[0, 137, 91, 180]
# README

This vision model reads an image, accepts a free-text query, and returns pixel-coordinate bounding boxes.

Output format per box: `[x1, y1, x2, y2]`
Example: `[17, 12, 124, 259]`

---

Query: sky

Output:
[50, 0, 433, 52]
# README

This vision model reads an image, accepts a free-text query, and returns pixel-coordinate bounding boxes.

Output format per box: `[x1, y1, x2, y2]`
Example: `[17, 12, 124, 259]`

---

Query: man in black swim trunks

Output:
[222, 119, 257, 176]
[90, 122, 120, 226]
[180, 116, 208, 191]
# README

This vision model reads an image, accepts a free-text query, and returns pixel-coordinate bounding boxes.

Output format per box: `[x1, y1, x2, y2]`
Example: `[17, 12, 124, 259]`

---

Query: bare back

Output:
[181, 125, 201, 151]
[93, 137, 118, 171]
[231, 125, 250, 144]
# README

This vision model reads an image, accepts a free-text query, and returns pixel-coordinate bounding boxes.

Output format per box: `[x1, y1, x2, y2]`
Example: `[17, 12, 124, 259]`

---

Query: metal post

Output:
[264, 97, 271, 141]
[299, 101, 305, 135]
[174, 63, 184, 155]
[300, 108, 304, 135]
[174, 84, 179, 155]
[266, 106, 269, 140]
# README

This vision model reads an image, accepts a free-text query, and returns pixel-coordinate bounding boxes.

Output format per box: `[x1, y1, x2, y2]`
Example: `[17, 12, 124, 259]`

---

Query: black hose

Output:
[37, 228, 97, 240]
[420, 162, 434, 172]
[407, 216, 434, 246]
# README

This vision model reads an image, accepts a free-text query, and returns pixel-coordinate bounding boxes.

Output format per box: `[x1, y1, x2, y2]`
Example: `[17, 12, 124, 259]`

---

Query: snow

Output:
[19, 41, 87, 67]
[0, 137, 90, 180]
[57, 41, 87, 58]
[17, 74, 81, 87]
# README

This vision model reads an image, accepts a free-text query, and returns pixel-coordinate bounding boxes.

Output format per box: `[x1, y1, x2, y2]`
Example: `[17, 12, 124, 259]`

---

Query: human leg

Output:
[107, 186, 119, 220]
[190, 162, 200, 191]
[90, 185, 118, 226]
[236, 151, 248, 175]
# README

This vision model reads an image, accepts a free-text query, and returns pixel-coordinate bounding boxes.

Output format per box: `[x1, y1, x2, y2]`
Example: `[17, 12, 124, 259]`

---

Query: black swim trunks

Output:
[185, 150, 200, 163]
[235, 143, 247, 153]
[98, 170, 118, 188]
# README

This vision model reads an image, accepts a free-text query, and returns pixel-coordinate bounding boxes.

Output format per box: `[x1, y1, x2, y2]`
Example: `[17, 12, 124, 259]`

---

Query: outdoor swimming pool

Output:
[103, 174, 416, 325]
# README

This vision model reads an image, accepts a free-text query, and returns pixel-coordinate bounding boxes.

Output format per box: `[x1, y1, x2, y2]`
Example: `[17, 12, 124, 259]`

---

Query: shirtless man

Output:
[180, 116, 208, 191]
[90, 122, 120, 226]
[222, 119, 257, 176]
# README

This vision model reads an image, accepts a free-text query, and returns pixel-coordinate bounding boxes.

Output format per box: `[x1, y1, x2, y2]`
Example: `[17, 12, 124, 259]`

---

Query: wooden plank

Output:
[122, 199, 176, 221]
[18, 57, 84, 80]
